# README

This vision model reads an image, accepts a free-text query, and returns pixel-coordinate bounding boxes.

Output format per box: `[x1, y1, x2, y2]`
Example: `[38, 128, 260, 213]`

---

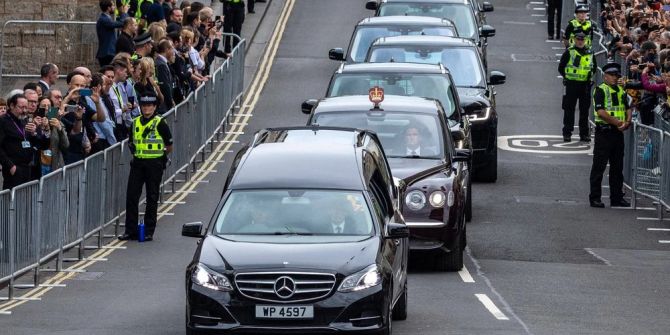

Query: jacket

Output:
[155, 55, 175, 113]
[0, 113, 51, 171]
[96, 12, 129, 59]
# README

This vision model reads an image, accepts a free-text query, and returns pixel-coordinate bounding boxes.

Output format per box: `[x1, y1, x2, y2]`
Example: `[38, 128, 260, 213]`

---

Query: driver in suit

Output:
[402, 125, 437, 157]
[325, 197, 366, 235]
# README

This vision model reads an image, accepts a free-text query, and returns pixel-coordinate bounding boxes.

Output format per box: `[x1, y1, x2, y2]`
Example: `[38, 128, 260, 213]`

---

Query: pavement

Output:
[1, 0, 670, 334]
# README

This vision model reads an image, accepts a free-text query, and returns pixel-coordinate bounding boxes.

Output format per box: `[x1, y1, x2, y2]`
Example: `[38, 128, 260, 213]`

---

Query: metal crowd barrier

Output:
[0, 36, 246, 302]
[0, 20, 98, 92]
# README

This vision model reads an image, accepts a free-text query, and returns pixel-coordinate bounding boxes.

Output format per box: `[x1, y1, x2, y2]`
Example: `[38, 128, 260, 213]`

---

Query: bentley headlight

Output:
[467, 107, 492, 122]
[192, 263, 233, 292]
[338, 265, 382, 292]
[405, 190, 426, 211]
[429, 191, 446, 207]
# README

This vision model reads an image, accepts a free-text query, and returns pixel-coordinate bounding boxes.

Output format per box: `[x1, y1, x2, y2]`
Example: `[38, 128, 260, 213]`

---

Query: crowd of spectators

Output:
[600, 0, 670, 126]
[0, 0, 237, 190]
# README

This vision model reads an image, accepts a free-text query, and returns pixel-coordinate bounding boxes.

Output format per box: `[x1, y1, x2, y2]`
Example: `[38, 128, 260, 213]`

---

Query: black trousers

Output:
[125, 158, 164, 237]
[248, 0, 255, 12]
[1, 164, 31, 190]
[224, 3, 245, 53]
[589, 127, 625, 203]
[547, 0, 562, 38]
[562, 81, 591, 138]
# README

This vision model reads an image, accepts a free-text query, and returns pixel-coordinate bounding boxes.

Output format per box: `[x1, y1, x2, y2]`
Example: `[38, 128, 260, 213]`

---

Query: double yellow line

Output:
[0, 0, 296, 315]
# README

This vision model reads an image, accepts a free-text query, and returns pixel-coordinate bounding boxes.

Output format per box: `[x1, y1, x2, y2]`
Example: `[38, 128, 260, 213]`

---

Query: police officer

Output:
[223, 0, 245, 54]
[589, 63, 631, 208]
[563, 4, 594, 49]
[558, 32, 597, 142]
[119, 91, 173, 241]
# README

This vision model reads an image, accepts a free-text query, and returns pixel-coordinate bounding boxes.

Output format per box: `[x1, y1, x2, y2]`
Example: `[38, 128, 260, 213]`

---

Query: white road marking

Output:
[540, 20, 548, 23]
[530, 1, 544, 4]
[648, 228, 670, 231]
[584, 248, 612, 266]
[476, 294, 510, 320]
[556, 53, 562, 56]
[557, 75, 563, 78]
[531, 14, 545, 16]
[639, 217, 670, 221]
[458, 265, 475, 283]
[659, 240, 670, 244]
[612, 206, 655, 210]
[533, 7, 546, 11]
[503, 21, 536, 25]
[552, 47, 564, 50]
[546, 40, 561, 43]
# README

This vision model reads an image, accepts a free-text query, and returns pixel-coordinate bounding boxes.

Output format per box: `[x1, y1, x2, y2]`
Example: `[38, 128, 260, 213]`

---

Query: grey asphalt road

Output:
[2, 0, 670, 334]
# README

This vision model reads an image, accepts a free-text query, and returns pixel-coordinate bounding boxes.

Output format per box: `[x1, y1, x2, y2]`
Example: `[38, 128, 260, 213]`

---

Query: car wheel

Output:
[465, 176, 472, 222]
[392, 283, 408, 321]
[434, 226, 463, 271]
[476, 148, 497, 183]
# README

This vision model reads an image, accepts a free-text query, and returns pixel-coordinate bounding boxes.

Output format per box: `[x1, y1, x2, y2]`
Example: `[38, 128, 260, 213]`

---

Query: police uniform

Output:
[223, 0, 245, 53]
[564, 5, 595, 49]
[589, 63, 631, 208]
[558, 32, 597, 142]
[120, 92, 173, 241]
[132, 32, 152, 60]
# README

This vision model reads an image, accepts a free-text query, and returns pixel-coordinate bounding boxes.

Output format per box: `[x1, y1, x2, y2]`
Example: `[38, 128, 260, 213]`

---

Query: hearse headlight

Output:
[405, 190, 426, 211]
[467, 107, 492, 122]
[338, 265, 382, 292]
[193, 263, 233, 292]
[429, 191, 446, 208]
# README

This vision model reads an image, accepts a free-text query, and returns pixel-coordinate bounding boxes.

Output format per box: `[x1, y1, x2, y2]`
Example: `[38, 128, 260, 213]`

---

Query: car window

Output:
[368, 47, 484, 87]
[378, 3, 477, 39]
[350, 26, 457, 62]
[313, 112, 445, 159]
[328, 73, 457, 117]
[214, 190, 374, 236]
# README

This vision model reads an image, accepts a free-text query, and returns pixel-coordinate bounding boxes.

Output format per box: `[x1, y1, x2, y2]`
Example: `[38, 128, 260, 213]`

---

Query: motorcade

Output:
[302, 92, 470, 270]
[328, 16, 458, 63]
[183, 127, 409, 335]
[366, 36, 506, 181]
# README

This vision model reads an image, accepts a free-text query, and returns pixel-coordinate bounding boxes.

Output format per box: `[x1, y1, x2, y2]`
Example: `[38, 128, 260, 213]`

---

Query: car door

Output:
[369, 181, 402, 301]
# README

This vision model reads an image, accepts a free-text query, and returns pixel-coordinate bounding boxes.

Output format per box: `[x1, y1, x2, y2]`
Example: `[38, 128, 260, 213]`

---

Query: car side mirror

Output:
[182, 222, 204, 238]
[453, 149, 471, 163]
[386, 223, 410, 239]
[365, 0, 379, 10]
[488, 71, 506, 85]
[480, 25, 496, 38]
[481, 1, 494, 12]
[329, 48, 345, 61]
[450, 128, 466, 141]
[301, 99, 318, 114]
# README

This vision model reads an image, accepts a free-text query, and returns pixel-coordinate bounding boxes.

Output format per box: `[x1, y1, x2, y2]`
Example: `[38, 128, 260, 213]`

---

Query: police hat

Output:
[602, 63, 622, 77]
[138, 91, 159, 106]
[574, 32, 586, 40]
[134, 32, 153, 46]
[575, 4, 589, 13]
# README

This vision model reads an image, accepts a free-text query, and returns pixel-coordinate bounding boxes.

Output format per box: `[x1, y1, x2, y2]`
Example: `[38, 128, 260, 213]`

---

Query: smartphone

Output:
[79, 88, 93, 97]
[35, 107, 46, 117]
[65, 105, 78, 114]
[128, 96, 135, 105]
[47, 107, 59, 119]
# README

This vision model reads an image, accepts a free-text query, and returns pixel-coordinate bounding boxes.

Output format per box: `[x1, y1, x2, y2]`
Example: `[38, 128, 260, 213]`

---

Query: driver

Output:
[402, 125, 437, 156]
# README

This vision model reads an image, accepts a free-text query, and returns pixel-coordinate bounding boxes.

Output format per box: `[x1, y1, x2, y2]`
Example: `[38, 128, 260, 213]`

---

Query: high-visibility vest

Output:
[593, 84, 626, 124]
[568, 19, 592, 48]
[564, 47, 592, 82]
[114, 0, 131, 17]
[135, 0, 154, 20]
[132, 115, 165, 158]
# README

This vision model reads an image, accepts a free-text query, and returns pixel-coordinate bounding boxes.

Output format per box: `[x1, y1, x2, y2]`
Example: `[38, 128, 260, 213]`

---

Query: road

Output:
[2, 0, 670, 334]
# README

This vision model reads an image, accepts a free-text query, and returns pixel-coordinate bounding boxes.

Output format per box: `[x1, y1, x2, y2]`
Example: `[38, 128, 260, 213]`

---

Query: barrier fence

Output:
[0, 35, 246, 303]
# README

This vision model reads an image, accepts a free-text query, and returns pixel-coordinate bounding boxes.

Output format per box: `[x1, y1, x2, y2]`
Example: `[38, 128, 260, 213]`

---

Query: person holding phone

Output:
[37, 97, 69, 175]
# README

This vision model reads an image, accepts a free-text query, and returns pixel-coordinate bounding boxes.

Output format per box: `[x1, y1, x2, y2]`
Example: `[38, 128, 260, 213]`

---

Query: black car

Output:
[365, 36, 506, 182]
[302, 94, 470, 270]
[183, 127, 409, 335]
[366, 0, 495, 27]
[365, 0, 495, 64]
[328, 16, 458, 63]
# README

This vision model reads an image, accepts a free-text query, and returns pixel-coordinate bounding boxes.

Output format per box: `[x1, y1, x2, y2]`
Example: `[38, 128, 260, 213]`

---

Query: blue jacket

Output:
[96, 12, 129, 59]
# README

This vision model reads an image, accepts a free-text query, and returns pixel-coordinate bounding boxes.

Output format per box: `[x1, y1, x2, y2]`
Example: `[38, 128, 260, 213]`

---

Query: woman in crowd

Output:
[37, 96, 69, 175]
[133, 57, 165, 108]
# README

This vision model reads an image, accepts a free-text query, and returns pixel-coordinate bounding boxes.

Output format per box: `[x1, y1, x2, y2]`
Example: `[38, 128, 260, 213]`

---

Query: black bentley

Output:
[183, 127, 409, 334]
[302, 94, 470, 271]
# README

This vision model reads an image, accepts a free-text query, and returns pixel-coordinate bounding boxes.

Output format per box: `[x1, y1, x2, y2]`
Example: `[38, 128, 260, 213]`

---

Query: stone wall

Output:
[0, 0, 100, 90]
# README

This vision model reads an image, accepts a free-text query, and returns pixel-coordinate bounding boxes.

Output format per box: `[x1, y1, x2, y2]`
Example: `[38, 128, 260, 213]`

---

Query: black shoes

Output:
[590, 199, 605, 208]
[118, 234, 137, 241]
[563, 136, 571, 142]
[580, 136, 591, 143]
[144, 234, 154, 241]
[611, 199, 631, 207]
[548, 35, 554, 40]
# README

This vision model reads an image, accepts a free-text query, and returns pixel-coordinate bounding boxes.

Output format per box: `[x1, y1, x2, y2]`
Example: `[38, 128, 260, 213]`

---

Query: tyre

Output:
[465, 176, 472, 222]
[392, 283, 408, 321]
[434, 227, 463, 271]
[476, 148, 497, 183]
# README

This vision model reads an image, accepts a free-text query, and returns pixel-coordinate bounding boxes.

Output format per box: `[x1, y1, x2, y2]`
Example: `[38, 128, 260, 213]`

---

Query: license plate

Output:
[255, 305, 314, 319]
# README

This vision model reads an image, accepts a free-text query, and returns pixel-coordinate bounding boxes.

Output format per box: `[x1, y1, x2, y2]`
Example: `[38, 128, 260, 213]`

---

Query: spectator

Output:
[110, 60, 133, 140]
[148, 22, 167, 44]
[116, 17, 137, 55]
[38, 63, 59, 94]
[163, 0, 175, 19]
[96, 0, 130, 66]
[133, 32, 154, 59]
[47, 89, 64, 110]
[24, 89, 40, 117]
[100, 65, 127, 141]
[0, 94, 50, 190]
[37, 96, 69, 175]
[0, 98, 6, 117]
[190, 1, 205, 13]
[74, 66, 94, 86]
[155, 39, 175, 113]
[23, 83, 43, 99]
[134, 57, 164, 108]
[167, 8, 183, 33]
[167, 31, 191, 104]
[180, 28, 208, 90]
[89, 73, 117, 152]
[60, 74, 95, 163]
[146, 0, 167, 25]
[179, 0, 191, 12]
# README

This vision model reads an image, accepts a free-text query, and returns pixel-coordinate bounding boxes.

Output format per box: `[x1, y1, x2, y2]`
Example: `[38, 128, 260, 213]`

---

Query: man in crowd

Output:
[119, 91, 173, 242]
[96, 0, 130, 66]
[38, 63, 59, 94]
[223, 0, 245, 54]
[0, 94, 50, 190]
[133, 32, 153, 60]
[155, 39, 175, 113]
[166, 7, 183, 33]
[146, 0, 167, 25]
[546, 0, 562, 40]
[110, 60, 133, 140]
[116, 17, 137, 55]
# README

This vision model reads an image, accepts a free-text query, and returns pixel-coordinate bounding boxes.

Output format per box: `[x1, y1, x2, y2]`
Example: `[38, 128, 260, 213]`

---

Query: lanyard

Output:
[11, 117, 26, 139]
